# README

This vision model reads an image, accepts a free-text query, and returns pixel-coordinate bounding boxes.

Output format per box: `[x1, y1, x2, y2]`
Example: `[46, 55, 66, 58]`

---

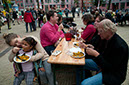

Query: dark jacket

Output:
[90, 33, 128, 85]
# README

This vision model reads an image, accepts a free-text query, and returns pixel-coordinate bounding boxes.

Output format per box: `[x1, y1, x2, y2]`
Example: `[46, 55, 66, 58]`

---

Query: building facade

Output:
[0, 1, 3, 11]
[99, 0, 129, 11]
[15, 0, 73, 11]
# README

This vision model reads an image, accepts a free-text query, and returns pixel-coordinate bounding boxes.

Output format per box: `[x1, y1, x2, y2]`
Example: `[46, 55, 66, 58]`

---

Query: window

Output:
[17, 3, 19, 7]
[127, 2, 129, 6]
[26, 0, 28, 3]
[21, 3, 23, 7]
[45, 0, 51, 3]
[102, 4, 106, 7]
[30, 0, 32, 3]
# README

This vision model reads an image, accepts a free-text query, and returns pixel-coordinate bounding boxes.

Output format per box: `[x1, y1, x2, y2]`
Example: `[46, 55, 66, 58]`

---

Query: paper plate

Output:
[71, 52, 85, 59]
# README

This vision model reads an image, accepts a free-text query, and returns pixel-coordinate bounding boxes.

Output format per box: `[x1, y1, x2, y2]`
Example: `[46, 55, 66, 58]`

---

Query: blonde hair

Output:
[100, 19, 117, 33]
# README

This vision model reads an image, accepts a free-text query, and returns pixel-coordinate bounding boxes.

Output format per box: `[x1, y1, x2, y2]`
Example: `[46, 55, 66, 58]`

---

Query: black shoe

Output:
[13, 24, 15, 25]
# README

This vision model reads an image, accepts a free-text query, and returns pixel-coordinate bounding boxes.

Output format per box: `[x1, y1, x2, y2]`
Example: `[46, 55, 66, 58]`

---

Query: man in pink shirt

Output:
[40, 10, 64, 55]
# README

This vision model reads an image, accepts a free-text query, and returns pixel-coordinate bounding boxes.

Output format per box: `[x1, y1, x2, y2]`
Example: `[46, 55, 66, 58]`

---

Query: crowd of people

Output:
[1, 6, 129, 85]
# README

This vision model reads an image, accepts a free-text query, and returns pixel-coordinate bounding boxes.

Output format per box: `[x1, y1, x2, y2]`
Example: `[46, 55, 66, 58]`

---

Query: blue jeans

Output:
[39, 59, 54, 85]
[76, 59, 102, 85]
[13, 71, 34, 85]
[81, 72, 102, 85]
[25, 22, 32, 32]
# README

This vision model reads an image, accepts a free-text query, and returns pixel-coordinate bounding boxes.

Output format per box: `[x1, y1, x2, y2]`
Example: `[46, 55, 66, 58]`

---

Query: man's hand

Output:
[12, 47, 20, 54]
[54, 40, 60, 47]
[58, 23, 64, 32]
[86, 48, 100, 57]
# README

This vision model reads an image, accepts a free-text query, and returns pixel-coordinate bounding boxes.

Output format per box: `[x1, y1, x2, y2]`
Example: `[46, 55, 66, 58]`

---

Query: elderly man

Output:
[40, 10, 64, 56]
[79, 19, 128, 85]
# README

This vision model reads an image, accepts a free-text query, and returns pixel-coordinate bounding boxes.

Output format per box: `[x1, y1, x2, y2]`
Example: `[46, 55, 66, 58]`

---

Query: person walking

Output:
[12, 9, 20, 25]
[24, 8, 34, 32]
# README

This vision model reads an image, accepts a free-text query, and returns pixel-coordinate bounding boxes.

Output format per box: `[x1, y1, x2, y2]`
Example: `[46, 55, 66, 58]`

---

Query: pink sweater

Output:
[40, 21, 64, 47]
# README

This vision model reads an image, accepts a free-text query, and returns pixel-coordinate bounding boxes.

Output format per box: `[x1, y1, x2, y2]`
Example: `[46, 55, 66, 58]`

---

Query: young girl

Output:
[14, 37, 45, 85]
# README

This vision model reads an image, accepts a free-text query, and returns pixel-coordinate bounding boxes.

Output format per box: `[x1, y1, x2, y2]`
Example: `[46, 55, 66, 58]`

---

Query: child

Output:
[13, 37, 45, 85]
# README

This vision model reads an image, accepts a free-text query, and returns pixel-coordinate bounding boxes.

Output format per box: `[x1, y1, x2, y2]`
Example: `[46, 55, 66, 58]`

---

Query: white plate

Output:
[52, 50, 62, 56]
[14, 54, 31, 63]
[71, 52, 85, 59]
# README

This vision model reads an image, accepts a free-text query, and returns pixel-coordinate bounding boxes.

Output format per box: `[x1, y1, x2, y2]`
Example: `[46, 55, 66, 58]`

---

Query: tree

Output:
[91, 0, 104, 7]
[107, 0, 111, 10]
[2, 0, 10, 12]
[74, 0, 79, 6]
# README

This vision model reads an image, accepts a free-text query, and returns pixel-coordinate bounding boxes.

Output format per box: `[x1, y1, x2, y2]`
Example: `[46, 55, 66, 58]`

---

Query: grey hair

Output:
[100, 19, 117, 33]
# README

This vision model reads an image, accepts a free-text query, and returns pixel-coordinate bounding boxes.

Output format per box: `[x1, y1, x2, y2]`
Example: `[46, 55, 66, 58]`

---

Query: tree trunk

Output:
[107, 0, 111, 10]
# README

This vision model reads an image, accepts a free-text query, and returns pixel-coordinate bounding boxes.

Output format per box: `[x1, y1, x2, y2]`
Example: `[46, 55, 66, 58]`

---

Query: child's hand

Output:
[38, 67, 45, 72]
[14, 71, 21, 77]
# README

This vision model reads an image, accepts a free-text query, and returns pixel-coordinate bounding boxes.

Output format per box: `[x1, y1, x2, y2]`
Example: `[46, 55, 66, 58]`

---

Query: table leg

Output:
[52, 64, 56, 85]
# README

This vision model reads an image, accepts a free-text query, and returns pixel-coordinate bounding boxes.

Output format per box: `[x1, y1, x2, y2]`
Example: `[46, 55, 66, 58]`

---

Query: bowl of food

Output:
[71, 51, 85, 58]
[14, 54, 31, 63]
[69, 47, 85, 58]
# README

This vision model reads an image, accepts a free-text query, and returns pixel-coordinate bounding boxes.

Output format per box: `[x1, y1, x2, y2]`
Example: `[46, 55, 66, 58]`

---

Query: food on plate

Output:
[73, 51, 84, 57]
[16, 58, 22, 62]
[18, 55, 29, 61]
[74, 43, 79, 46]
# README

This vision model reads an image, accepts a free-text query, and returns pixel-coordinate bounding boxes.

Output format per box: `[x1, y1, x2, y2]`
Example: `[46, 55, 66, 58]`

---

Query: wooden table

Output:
[47, 38, 85, 65]
[47, 38, 85, 85]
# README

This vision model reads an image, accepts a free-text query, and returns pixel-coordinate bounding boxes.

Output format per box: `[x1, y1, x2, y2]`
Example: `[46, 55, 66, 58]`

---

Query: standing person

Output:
[40, 10, 64, 56]
[31, 8, 37, 31]
[79, 19, 128, 85]
[0, 11, 3, 33]
[24, 8, 34, 32]
[3, 33, 52, 85]
[12, 9, 20, 25]
[6, 11, 11, 30]
[71, 6, 76, 18]
[64, 8, 69, 17]
[38, 9, 41, 28]
[18, 10, 23, 23]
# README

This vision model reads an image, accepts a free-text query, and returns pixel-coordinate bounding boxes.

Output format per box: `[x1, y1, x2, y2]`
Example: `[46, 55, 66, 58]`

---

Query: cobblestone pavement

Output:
[0, 13, 129, 85]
